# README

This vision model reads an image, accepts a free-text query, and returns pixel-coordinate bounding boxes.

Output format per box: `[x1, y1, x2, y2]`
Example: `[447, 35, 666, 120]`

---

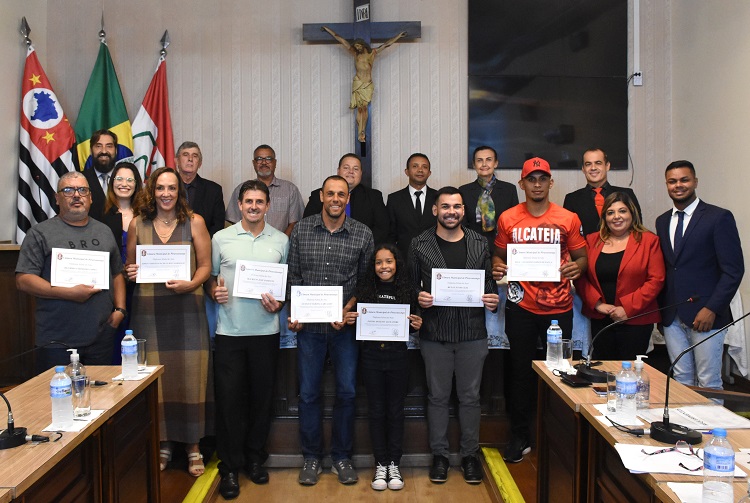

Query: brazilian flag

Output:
[74, 41, 133, 171]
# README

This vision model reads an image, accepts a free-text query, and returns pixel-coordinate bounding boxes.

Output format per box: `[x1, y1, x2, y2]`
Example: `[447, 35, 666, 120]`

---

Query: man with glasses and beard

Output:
[16, 171, 126, 374]
[83, 129, 119, 221]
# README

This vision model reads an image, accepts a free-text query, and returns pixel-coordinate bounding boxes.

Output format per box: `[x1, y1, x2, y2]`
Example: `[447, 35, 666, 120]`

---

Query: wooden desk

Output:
[0, 366, 163, 502]
[655, 480, 749, 502]
[534, 360, 710, 503]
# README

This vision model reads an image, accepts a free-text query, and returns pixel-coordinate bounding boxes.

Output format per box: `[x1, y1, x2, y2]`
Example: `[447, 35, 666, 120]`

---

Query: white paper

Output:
[637, 405, 750, 431]
[135, 244, 191, 283]
[232, 260, 288, 301]
[614, 443, 746, 476]
[431, 268, 484, 307]
[43, 409, 105, 432]
[50, 248, 110, 289]
[593, 403, 646, 427]
[112, 366, 158, 381]
[506, 243, 561, 282]
[290, 286, 343, 323]
[355, 303, 410, 341]
[665, 482, 702, 503]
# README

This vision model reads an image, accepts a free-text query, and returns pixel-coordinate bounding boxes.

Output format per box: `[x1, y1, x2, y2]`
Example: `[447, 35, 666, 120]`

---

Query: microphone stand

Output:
[0, 392, 27, 449]
[650, 310, 750, 445]
[576, 297, 698, 383]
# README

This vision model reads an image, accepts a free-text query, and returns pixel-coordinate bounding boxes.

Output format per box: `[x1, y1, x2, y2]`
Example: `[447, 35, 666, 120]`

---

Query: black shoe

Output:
[429, 455, 449, 483]
[219, 471, 240, 500]
[246, 462, 269, 484]
[503, 436, 531, 463]
[461, 455, 483, 484]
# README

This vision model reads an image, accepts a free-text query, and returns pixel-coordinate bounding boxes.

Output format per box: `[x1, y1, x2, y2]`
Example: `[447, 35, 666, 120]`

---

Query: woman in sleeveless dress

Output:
[124, 167, 213, 477]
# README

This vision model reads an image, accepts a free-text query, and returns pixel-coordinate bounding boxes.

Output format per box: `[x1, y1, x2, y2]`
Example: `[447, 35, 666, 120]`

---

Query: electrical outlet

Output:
[633, 72, 643, 86]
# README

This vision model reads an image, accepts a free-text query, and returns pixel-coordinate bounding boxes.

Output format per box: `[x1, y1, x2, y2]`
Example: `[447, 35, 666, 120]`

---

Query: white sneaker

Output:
[387, 462, 404, 490]
[371, 463, 388, 490]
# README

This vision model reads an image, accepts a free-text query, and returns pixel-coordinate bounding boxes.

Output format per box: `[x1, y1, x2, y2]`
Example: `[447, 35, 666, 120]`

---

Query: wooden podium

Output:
[0, 366, 163, 502]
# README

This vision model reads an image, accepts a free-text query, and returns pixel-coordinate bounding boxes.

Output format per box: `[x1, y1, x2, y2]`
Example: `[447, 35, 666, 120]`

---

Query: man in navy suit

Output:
[175, 141, 226, 237]
[563, 147, 641, 236]
[656, 160, 744, 389]
[386, 153, 437, 260]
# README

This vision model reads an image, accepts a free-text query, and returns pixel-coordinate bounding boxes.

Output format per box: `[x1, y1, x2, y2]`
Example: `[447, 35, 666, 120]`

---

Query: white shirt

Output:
[669, 197, 700, 249]
[408, 184, 429, 214]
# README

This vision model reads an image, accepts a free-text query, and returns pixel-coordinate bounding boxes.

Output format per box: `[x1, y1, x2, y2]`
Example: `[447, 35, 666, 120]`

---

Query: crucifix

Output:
[304, 0, 420, 187]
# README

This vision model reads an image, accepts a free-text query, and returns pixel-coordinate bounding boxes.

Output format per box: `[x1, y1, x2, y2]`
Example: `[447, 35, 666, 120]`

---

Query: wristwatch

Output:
[112, 307, 128, 317]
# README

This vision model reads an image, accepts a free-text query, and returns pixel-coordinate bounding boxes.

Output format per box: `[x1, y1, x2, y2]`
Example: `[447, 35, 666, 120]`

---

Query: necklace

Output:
[154, 218, 177, 240]
[160, 217, 175, 225]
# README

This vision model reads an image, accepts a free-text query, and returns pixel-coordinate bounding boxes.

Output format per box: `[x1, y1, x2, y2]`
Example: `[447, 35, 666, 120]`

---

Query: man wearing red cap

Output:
[491, 157, 588, 463]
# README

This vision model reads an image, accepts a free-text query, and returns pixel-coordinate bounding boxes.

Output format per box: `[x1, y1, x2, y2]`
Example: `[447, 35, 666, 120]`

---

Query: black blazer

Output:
[563, 183, 642, 236]
[186, 174, 225, 237]
[101, 206, 125, 252]
[304, 183, 389, 244]
[83, 168, 107, 222]
[458, 178, 519, 252]
[655, 200, 744, 328]
[386, 186, 437, 260]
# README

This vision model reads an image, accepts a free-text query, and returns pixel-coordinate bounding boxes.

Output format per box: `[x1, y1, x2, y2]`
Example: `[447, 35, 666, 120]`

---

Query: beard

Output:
[94, 153, 116, 173]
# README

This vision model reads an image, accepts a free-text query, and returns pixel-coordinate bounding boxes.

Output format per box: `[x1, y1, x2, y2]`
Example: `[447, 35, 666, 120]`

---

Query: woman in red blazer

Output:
[577, 192, 666, 360]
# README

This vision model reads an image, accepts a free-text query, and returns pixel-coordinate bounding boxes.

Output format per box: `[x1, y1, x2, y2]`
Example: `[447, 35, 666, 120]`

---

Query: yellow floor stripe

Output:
[481, 447, 526, 503]
[183, 453, 219, 503]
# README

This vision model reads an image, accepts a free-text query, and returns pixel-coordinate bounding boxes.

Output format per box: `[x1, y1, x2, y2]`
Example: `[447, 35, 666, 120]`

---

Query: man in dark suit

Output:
[563, 147, 642, 236]
[656, 160, 744, 389]
[82, 129, 118, 221]
[459, 146, 518, 252]
[175, 141, 226, 237]
[303, 153, 389, 244]
[386, 153, 437, 260]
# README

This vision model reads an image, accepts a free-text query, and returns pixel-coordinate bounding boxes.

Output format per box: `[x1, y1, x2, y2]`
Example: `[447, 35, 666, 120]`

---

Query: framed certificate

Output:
[135, 245, 191, 283]
[431, 268, 485, 307]
[50, 248, 110, 289]
[290, 285, 343, 323]
[355, 303, 410, 341]
[232, 260, 288, 301]
[506, 243, 561, 282]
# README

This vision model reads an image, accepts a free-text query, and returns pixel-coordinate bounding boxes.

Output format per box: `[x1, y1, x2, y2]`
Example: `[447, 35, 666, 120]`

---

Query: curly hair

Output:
[133, 167, 192, 223]
[355, 244, 418, 311]
[104, 162, 143, 214]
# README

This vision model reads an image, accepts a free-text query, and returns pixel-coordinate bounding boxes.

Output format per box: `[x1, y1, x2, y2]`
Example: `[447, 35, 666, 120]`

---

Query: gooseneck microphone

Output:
[650, 310, 750, 445]
[0, 392, 27, 450]
[576, 296, 699, 383]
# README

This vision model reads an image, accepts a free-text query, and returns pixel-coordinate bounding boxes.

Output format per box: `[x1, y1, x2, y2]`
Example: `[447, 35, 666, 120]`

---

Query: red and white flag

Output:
[132, 56, 175, 179]
[17, 45, 76, 244]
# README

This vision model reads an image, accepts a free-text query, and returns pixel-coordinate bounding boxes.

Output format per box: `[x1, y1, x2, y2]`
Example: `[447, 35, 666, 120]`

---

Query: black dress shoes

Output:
[461, 455, 483, 484]
[246, 462, 270, 484]
[219, 471, 240, 500]
[429, 455, 449, 483]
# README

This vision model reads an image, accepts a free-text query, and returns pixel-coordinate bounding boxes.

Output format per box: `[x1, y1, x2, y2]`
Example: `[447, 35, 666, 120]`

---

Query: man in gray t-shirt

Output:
[16, 171, 126, 374]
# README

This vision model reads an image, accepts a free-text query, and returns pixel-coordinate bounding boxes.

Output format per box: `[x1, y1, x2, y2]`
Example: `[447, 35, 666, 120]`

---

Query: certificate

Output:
[431, 268, 484, 307]
[232, 260, 288, 301]
[50, 248, 110, 289]
[506, 243, 561, 282]
[290, 286, 343, 323]
[135, 245, 191, 283]
[355, 303, 410, 342]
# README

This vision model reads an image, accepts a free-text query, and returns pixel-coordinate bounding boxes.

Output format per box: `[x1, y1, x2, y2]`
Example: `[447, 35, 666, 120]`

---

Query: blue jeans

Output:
[664, 316, 726, 389]
[297, 328, 358, 461]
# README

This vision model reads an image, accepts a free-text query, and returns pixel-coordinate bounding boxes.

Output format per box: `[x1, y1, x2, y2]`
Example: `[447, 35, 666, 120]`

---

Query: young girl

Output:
[345, 244, 421, 491]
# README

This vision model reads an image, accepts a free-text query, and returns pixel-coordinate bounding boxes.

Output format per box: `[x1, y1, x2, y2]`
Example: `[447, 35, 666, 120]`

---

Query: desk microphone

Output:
[650, 310, 750, 445]
[576, 296, 699, 383]
[0, 392, 27, 449]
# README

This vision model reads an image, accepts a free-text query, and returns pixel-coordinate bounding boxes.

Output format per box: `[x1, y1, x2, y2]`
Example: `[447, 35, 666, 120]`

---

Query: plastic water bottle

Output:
[615, 361, 637, 422]
[50, 365, 73, 429]
[121, 329, 138, 380]
[634, 355, 650, 409]
[703, 428, 735, 503]
[545, 320, 563, 367]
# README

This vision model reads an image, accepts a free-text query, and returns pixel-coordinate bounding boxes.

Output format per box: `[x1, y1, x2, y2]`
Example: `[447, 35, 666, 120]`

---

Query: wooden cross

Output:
[304, 0, 420, 187]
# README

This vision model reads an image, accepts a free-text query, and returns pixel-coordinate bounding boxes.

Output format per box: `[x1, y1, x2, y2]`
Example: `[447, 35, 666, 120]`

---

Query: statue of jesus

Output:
[322, 26, 407, 143]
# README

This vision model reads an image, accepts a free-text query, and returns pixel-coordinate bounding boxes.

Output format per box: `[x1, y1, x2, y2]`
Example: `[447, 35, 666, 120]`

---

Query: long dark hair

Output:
[133, 167, 192, 223]
[104, 162, 143, 213]
[356, 244, 417, 310]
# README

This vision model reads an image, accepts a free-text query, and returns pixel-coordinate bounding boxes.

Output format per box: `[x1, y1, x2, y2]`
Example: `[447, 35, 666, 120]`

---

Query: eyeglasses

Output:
[114, 176, 136, 183]
[58, 187, 91, 197]
[641, 440, 703, 471]
[254, 156, 275, 163]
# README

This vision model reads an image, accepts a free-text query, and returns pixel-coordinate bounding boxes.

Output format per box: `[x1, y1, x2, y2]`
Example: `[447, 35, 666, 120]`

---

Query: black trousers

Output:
[214, 333, 279, 475]
[360, 346, 410, 465]
[590, 318, 653, 361]
[505, 302, 573, 439]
